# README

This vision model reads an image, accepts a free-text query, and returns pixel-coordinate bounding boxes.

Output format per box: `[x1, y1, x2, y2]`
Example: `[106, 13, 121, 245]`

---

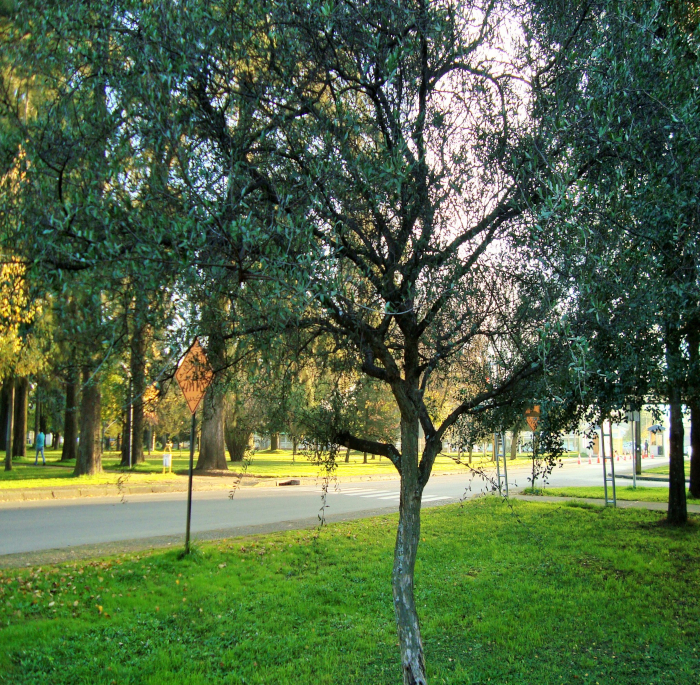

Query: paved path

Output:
[0, 457, 685, 567]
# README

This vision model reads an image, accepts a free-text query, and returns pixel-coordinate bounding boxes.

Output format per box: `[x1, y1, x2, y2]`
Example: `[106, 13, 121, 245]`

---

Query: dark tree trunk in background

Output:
[61, 369, 79, 461]
[688, 327, 700, 498]
[196, 386, 227, 470]
[120, 384, 132, 467]
[4, 378, 14, 471]
[345, 447, 350, 462]
[510, 429, 519, 460]
[666, 328, 687, 524]
[74, 368, 102, 476]
[13, 377, 28, 457]
[33, 390, 41, 447]
[0, 382, 8, 452]
[270, 433, 279, 451]
[130, 292, 148, 465]
[224, 423, 251, 462]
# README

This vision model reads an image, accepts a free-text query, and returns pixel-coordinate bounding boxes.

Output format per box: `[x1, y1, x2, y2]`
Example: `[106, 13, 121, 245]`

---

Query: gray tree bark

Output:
[393, 411, 426, 685]
[195, 386, 227, 470]
[12, 377, 27, 457]
[4, 378, 14, 472]
[74, 368, 102, 476]
[688, 327, 700, 498]
[666, 327, 687, 524]
[130, 292, 148, 465]
[61, 370, 79, 461]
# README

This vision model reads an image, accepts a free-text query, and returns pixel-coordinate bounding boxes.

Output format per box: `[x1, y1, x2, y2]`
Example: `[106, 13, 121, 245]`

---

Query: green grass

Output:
[1, 499, 698, 684]
[0, 449, 553, 490]
[644, 459, 692, 477]
[522, 485, 693, 503]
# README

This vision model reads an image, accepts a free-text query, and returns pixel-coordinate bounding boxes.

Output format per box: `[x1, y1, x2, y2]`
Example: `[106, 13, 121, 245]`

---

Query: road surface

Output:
[0, 457, 668, 559]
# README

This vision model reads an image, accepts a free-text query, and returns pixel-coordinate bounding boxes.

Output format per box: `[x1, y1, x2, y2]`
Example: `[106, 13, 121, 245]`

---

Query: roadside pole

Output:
[184, 410, 196, 555]
[174, 339, 213, 556]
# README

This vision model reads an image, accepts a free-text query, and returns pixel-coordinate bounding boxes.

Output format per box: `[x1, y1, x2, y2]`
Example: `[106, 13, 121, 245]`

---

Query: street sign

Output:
[175, 339, 214, 415]
[524, 405, 540, 432]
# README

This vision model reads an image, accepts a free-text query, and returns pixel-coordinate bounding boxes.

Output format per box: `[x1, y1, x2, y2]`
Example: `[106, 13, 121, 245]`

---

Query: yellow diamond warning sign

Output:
[175, 339, 214, 415]
[524, 405, 541, 432]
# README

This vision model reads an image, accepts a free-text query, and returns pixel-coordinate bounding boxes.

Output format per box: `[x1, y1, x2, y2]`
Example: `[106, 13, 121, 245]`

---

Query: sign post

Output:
[175, 339, 214, 555]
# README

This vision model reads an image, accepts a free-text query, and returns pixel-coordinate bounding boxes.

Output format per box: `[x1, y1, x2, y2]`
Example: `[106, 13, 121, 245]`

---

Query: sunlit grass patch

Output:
[0, 498, 698, 683]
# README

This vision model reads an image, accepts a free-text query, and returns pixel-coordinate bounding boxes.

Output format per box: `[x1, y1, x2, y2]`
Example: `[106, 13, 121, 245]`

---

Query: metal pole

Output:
[184, 410, 196, 554]
[632, 416, 637, 489]
[501, 432, 509, 496]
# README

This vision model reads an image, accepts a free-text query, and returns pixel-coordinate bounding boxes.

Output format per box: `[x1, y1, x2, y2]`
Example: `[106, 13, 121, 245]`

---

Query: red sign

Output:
[524, 405, 541, 432]
[175, 339, 214, 415]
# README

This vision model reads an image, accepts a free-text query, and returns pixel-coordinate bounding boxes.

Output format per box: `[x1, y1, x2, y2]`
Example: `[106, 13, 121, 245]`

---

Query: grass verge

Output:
[1, 498, 698, 683]
[0, 450, 567, 490]
[522, 485, 693, 503]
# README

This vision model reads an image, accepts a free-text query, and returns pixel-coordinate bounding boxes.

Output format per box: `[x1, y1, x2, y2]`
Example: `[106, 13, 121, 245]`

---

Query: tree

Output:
[532, 0, 700, 523]
[0, 1, 604, 681]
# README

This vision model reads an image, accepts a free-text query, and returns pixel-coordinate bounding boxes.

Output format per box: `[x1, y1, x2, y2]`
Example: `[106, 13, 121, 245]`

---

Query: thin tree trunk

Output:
[196, 386, 227, 470]
[270, 433, 279, 451]
[510, 429, 519, 460]
[120, 383, 132, 467]
[61, 369, 79, 461]
[666, 328, 687, 524]
[74, 368, 102, 476]
[33, 391, 40, 447]
[345, 446, 350, 463]
[468, 445, 473, 464]
[4, 378, 14, 471]
[292, 437, 297, 462]
[12, 377, 28, 457]
[394, 412, 426, 685]
[688, 327, 700, 498]
[0, 382, 9, 452]
[130, 294, 148, 465]
[363, 451, 368, 463]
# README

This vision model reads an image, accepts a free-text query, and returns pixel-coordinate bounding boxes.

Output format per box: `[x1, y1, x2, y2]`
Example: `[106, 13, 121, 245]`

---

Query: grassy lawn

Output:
[522, 485, 691, 503]
[1, 498, 698, 684]
[0, 449, 554, 489]
[643, 458, 692, 477]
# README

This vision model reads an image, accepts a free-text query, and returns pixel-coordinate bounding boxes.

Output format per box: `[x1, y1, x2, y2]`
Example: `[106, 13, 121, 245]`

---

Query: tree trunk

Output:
[196, 386, 227, 470]
[33, 392, 41, 447]
[345, 446, 350, 463]
[666, 328, 687, 524]
[0, 382, 8, 452]
[292, 437, 297, 462]
[130, 296, 148, 465]
[74, 368, 102, 476]
[394, 412, 426, 685]
[224, 424, 251, 462]
[270, 433, 279, 451]
[688, 327, 700, 498]
[4, 378, 14, 471]
[468, 444, 473, 464]
[120, 384, 132, 467]
[363, 451, 368, 463]
[61, 369, 79, 461]
[12, 377, 28, 457]
[510, 429, 519, 460]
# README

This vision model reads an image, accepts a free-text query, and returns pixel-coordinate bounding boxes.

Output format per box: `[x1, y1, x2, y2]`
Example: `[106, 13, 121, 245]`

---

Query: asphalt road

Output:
[0, 457, 668, 559]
